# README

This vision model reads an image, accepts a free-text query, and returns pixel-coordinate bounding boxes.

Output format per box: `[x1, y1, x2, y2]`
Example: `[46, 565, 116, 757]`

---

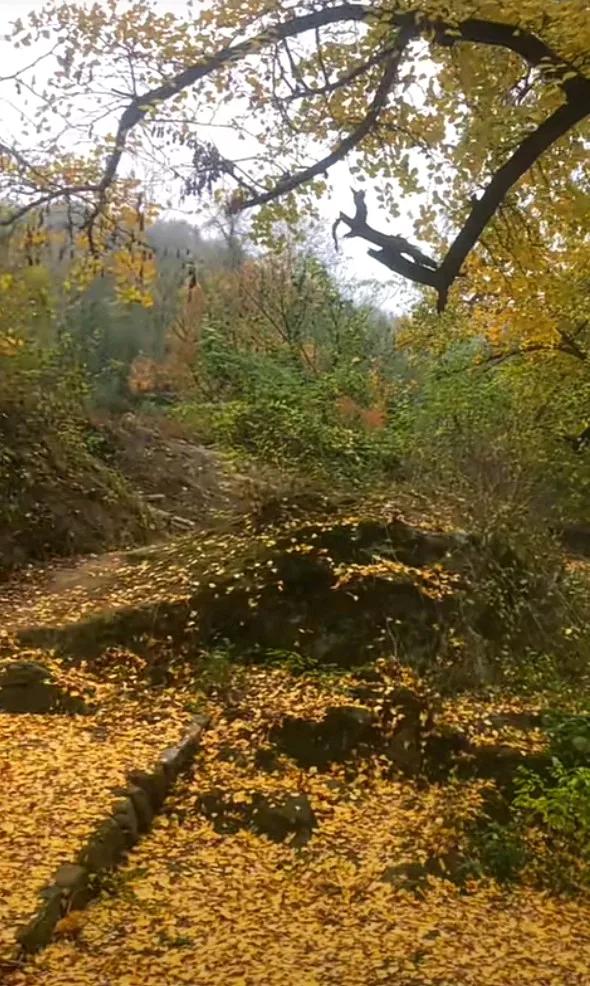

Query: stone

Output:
[112, 796, 140, 848]
[0, 660, 60, 714]
[0, 659, 88, 714]
[381, 686, 430, 724]
[424, 850, 474, 887]
[467, 744, 551, 793]
[197, 788, 247, 835]
[190, 713, 210, 732]
[159, 721, 204, 779]
[217, 745, 249, 769]
[79, 818, 126, 873]
[383, 722, 422, 776]
[54, 862, 87, 889]
[159, 745, 184, 781]
[126, 783, 155, 832]
[197, 788, 318, 846]
[254, 746, 281, 773]
[17, 885, 62, 952]
[53, 863, 90, 909]
[382, 852, 474, 893]
[127, 765, 168, 811]
[423, 726, 470, 780]
[381, 861, 428, 894]
[251, 793, 317, 847]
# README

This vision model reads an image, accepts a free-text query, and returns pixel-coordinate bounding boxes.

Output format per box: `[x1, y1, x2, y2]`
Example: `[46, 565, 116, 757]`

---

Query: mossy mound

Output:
[19, 506, 475, 674]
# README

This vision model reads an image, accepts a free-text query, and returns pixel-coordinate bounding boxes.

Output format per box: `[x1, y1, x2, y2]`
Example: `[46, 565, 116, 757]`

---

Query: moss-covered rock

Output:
[20, 510, 469, 672]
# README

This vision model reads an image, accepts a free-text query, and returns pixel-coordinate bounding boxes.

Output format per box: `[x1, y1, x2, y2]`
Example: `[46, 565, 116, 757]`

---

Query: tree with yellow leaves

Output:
[0, 1, 588, 348]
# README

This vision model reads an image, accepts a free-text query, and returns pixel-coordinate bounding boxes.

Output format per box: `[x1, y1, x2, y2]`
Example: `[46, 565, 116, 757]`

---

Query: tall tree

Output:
[1, 1, 589, 338]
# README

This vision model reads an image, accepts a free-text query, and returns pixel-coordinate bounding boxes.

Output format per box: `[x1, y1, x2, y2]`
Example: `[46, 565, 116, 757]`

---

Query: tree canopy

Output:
[1, 1, 589, 347]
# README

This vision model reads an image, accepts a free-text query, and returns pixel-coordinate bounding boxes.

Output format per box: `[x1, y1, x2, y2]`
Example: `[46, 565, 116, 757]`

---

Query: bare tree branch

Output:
[2, 1, 589, 311]
[96, 4, 373, 200]
[437, 95, 590, 308]
[335, 188, 440, 288]
[237, 31, 412, 211]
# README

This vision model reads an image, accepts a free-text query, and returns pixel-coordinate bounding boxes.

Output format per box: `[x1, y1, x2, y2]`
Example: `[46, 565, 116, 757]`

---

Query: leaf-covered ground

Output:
[6, 667, 590, 986]
[0, 490, 459, 638]
[0, 645, 192, 963]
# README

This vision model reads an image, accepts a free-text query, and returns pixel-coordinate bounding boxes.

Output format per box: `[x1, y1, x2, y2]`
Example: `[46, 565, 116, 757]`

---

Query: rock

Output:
[79, 818, 126, 873]
[54, 862, 87, 889]
[381, 861, 429, 894]
[424, 849, 475, 886]
[53, 863, 90, 909]
[423, 726, 471, 780]
[17, 885, 62, 952]
[197, 788, 318, 845]
[126, 784, 155, 832]
[217, 746, 250, 769]
[159, 744, 185, 781]
[382, 850, 473, 895]
[272, 706, 377, 769]
[0, 660, 60, 714]
[128, 765, 169, 811]
[254, 746, 281, 773]
[251, 793, 317, 846]
[0, 660, 88, 714]
[378, 687, 432, 776]
[112, 796, 140, 848]
[467, 744, 551, 793]
[382, 686, 430, 723]
[383, 722, 422, 776]
[197, 789, 246, 835]
[159, 717, 205, 779]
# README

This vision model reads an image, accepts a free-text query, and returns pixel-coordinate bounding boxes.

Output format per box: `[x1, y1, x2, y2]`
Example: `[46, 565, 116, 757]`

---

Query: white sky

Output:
[0, 0, 420, 311]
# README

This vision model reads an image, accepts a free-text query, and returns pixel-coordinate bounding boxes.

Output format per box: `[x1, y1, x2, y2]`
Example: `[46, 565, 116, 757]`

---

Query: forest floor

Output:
[2, 432, 590, 984]
[2, 658, 590, 986]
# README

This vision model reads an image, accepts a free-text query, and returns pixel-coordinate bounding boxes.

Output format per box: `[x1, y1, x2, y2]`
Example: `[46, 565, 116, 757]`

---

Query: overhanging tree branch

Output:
[97, 3, 373, 200]
[2, 3, 589, 309]
[335, 84, 590, 310]
[437, 93, 590, 308]
[237, 29, 412, 211]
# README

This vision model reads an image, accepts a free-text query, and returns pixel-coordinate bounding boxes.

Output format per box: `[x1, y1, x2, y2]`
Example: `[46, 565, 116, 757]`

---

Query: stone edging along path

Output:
[16, 714, 208, 956]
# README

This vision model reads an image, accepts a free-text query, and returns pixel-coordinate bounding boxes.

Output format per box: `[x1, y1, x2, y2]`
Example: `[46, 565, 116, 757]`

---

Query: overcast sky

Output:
[0, 0, 419, 310]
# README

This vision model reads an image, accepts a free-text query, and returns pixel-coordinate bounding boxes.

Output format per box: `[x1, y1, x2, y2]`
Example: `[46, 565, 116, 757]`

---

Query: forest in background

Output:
[4, 205, 590, 556]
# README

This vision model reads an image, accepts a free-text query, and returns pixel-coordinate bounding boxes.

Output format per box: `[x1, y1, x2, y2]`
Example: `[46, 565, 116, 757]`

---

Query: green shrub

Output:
[512, 760, 590, 889]
[174, 378, 398, 485]
[471, 820, 528, 883]
[546, 713, 590, 767]
[195, 648, 234, 695]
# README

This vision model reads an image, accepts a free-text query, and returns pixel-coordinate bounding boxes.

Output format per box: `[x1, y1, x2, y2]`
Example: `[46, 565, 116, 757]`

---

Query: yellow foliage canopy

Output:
[0, 1, 588, 338]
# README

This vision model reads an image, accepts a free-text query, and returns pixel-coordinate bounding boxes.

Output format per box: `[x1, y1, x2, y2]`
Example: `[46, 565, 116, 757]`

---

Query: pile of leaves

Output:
[9, 495, 582, 696]
[6, 663, 590, 986]
[0, 639, 193, 962]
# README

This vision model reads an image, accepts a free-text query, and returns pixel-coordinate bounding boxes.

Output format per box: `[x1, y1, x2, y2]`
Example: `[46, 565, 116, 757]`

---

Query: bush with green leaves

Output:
[470, 820, 528, 884]
[512, 760, 590, 889]
[546, 713, 590, 767]
[393, 310, 590, 534]
[175, 344, 399, 483]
